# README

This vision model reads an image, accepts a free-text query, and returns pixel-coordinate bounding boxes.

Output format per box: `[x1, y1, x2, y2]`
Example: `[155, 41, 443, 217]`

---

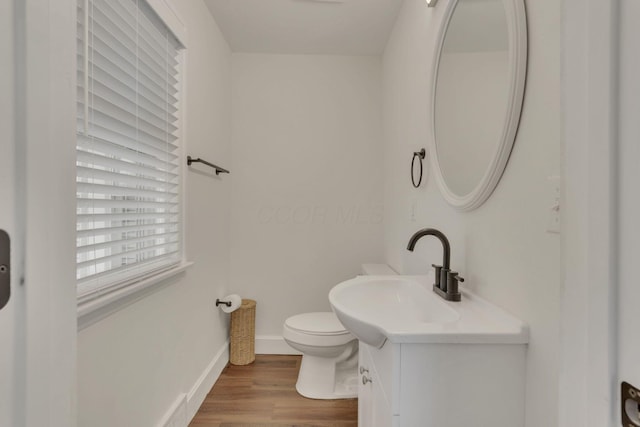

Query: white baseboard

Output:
[158, 393, 187, 427]
[255, 335, 302, 355]
[185, 340, 230, 423]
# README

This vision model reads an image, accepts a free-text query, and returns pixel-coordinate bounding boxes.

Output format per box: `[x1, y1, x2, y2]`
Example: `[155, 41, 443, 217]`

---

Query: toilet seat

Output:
[283, 312, 354, 348]
[285, 312, 349, 336]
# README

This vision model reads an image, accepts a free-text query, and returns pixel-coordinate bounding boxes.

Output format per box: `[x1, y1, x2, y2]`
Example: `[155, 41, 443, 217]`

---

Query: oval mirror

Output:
[431, 0, 527, 211]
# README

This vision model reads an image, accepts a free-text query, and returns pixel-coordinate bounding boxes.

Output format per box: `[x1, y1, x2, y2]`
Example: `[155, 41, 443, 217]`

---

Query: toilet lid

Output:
[285, 312, 348, 336]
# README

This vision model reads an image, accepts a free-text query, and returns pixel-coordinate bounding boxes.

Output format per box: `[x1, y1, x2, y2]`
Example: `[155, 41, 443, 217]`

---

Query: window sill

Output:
[77, 261, 194, 331]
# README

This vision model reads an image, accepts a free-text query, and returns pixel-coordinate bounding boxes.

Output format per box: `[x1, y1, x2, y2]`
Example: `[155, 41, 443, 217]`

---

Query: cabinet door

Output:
[370, 372, 392, 427]
[359, 343, 373, 427]
[359, 342, 394, 427]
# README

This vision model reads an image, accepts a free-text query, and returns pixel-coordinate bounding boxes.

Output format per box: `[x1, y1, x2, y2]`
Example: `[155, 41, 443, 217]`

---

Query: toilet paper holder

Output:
[216, 294, 243, 313]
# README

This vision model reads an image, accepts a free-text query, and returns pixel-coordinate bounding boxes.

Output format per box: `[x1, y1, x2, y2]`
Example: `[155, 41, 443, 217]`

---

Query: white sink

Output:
[329, 275, 528, 348]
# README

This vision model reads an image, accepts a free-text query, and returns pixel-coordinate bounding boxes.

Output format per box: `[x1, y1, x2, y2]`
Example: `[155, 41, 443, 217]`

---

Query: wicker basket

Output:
[229, 299, 256, 365]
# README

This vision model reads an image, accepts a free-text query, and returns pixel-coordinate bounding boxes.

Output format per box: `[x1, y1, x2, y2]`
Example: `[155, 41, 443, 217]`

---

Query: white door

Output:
[561, 1, 639, 425]
[618, 0, 640, 424]
[0, 1, 77, 426]
[0, 0, 23, 425]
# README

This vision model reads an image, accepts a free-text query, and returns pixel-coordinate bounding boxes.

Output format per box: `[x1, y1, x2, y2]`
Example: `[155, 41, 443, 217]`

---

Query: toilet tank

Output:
[361, 264, 397, 276]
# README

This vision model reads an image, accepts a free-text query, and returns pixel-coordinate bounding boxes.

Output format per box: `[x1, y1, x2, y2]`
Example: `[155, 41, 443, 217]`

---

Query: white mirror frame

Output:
[430, 0, 528, 212]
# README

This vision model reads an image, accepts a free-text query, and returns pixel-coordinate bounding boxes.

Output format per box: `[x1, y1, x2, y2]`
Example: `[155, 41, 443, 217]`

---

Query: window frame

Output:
[76, 0, 192, 329]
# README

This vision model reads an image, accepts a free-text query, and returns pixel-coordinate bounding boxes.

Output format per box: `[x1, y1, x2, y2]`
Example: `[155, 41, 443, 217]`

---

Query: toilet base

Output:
[294, 342, 358, 400]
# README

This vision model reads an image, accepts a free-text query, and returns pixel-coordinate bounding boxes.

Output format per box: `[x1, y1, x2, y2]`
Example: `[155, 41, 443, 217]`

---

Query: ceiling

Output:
[203, 0, 404, 55]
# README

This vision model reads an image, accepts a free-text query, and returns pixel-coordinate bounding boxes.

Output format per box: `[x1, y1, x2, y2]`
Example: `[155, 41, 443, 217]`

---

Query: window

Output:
[76, 0, 184, 300]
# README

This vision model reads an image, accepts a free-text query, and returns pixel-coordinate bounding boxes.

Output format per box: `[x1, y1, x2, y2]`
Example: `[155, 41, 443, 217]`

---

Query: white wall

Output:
[383, 1, 562, 427]
[77, 1, 233, 426]
[230, 54, 385, 339]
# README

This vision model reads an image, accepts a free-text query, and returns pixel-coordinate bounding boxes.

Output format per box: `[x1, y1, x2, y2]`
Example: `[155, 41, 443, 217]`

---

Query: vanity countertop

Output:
[329, 274, 529, 347]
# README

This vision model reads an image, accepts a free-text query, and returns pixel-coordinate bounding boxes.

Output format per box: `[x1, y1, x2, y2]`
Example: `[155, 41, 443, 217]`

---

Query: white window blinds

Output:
[76, 0, 183, 297]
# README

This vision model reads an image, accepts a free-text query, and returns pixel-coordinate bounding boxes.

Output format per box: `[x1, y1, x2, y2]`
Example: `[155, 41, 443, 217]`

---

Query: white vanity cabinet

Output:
[330, 275, 529, 426]
[358, 340, 527, 427]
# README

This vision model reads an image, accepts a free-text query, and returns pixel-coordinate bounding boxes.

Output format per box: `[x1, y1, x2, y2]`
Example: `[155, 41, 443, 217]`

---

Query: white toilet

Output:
[282, 264, 396, 400]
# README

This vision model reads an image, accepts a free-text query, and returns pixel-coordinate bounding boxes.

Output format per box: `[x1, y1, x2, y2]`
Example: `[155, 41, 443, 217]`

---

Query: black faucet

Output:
[407, 228, 464, 302]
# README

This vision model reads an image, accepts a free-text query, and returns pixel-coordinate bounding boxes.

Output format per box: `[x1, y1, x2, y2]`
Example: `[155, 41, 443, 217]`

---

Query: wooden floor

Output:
[190, 355, 358, 427]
